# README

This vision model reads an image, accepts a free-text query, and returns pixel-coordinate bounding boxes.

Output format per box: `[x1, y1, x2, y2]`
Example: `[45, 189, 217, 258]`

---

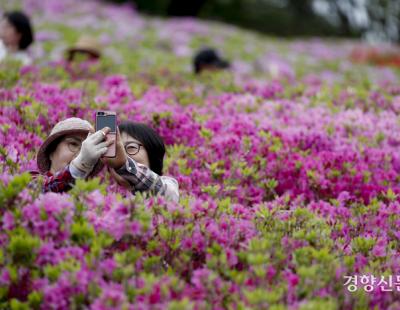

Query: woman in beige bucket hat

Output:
[36, 117, 113, 193]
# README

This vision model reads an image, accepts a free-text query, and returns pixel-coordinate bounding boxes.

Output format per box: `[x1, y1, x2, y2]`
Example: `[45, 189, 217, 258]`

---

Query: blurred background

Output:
[107, 0, 400, 43]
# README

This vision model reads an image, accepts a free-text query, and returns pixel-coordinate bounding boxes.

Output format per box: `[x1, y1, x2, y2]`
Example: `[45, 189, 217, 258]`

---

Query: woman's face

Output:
[121, 131, 150, 168]
[49, 133, 87, 174]
[68, 50, 99, 63]
[0, 18, 20, 49]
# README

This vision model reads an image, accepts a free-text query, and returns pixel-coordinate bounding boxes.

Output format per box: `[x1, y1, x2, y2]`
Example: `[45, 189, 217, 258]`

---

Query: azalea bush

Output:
[1, 0, 400, 309]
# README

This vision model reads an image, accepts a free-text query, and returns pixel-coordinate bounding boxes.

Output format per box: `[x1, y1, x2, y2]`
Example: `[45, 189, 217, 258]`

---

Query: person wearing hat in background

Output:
[35, 117, 114, 193]
[0, 10, 34, 65]
[66, 35, 102, 63]
[193, 47, 230, 74]
[64, 36, 102, 80]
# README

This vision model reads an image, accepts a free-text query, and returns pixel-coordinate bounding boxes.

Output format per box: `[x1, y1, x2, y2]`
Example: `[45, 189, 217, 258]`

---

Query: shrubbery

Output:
[1, 0, 400, 308]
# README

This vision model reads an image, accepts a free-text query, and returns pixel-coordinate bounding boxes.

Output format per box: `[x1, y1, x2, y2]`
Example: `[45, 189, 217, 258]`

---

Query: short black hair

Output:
[4, 11, 34, 50]
[119, 121, 166, 175]
[193, 48, 230, 74]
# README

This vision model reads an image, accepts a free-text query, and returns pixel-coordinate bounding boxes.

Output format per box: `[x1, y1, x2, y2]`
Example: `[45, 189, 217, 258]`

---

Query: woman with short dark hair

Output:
[0, 11, 34, 65]
[105, 121, 180, 202]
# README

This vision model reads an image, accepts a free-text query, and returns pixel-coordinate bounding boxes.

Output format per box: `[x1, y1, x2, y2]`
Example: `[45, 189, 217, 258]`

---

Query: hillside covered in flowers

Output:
[1, 0, 400, 309]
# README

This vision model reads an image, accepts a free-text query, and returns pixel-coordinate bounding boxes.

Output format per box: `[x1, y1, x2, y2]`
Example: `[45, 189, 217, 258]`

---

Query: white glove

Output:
[71, 130, 110, 176]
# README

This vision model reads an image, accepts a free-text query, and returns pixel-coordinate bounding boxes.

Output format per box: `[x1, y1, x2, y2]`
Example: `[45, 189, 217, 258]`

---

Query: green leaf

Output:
[10, 299, 30, 310]
[8, 232, 40, 266]
[71, 221, 95, 246]
[351, 237, 375, 255]
[384, 188, 397, 201]
[143, 256, 161, 272]
[0, 172, 32, 207]
[167, 298, 193, 310]
[27, 291, 43, 309]
[70, 177, 107, 197]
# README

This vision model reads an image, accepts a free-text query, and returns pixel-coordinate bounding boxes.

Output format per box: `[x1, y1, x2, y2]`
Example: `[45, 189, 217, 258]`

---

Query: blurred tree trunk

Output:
[364, 0, 399, 41]
[287, 0, 314, 17]
[333, 0, 354, 36]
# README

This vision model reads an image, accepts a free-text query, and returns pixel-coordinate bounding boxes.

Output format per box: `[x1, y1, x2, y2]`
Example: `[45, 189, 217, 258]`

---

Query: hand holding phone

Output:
[95, 111, 116, 158]
[101, 128, 127, 170]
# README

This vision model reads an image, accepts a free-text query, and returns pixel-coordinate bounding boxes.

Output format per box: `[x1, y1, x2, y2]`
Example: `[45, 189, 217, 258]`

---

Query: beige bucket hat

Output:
[37, 117, 104, 176]
[66, 36, 102, 60]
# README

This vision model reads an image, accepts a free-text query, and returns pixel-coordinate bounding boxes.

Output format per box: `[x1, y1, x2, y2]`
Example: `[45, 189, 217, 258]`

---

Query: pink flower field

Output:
[1, 0, 400, 309]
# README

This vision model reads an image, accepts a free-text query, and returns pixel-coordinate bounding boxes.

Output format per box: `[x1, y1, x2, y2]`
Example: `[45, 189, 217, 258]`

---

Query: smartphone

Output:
[95, 111, 116, 158]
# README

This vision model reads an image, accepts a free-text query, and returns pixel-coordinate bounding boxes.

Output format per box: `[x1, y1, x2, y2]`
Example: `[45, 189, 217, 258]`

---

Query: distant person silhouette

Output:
[193, 48, 230, 74]
[66, 35, 101, 63]
[64, 36, 103, 79]
[0, 11, 34, 65]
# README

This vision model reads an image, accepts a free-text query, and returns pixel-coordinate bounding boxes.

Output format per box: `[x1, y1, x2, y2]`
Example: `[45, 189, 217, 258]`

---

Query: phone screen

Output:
[96, 115, 116, 132]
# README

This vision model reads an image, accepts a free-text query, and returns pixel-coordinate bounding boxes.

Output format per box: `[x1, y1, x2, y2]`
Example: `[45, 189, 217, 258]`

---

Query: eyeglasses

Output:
[63, 137, 82, 154]
[124, 142, 143, 156]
